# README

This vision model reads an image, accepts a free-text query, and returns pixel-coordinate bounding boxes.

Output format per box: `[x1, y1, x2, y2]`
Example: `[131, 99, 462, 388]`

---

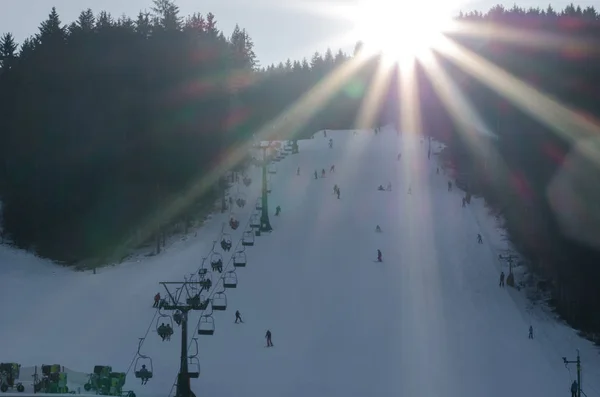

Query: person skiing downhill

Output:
[376, 225, 382, 233]
[528, 325, 533, 339]
[297, 167, 300, 176]
[477, 234, 483, 244]
[314, 171, 318, 179]
[377, 249, 383, 262]
[235, 310, 244, 324]
[275, 205, 281, 216]
[330, 165, 335, 173]
[499, 271, 505, 287]
[336, 188, 340, 199]
[265, 330, 273, 347]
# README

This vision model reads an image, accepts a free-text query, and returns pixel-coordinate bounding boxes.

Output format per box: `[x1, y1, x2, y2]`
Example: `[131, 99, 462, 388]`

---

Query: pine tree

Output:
[0, 33, 18, 71]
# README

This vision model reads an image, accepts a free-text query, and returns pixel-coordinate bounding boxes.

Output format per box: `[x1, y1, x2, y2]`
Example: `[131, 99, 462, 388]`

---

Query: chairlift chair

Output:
[220, 233, 233, 251]
[212, 292, 227, 311]
[233, 250, 247, 267]
[210, 252, 224, 272]
[236, 192, 247, 208]
[187, 338, 200, 378]
[223, 271, 238, 288]
[250, 214, 260, 228]
[133, 339, 154, 381]
[242, 231, 255, 247]
[198, 315, 215, 336]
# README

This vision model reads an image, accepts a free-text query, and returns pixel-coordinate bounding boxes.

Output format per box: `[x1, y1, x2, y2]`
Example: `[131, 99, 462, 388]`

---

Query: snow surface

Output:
[2, 126, 600, 397]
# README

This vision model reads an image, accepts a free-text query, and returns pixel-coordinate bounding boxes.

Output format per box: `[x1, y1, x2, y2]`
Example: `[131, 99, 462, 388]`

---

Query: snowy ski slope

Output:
[2, 126, 600, 397]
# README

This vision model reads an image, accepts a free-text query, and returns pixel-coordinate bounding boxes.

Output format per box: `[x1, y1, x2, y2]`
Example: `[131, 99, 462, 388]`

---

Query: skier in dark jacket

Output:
[477, 234, 483, 244]
[528, 325, 533, 339]
[235, 310, 243, 324]
[377, 249, 383, 262]
[499, 272, 505, 287]
[265, 330, 273, 347]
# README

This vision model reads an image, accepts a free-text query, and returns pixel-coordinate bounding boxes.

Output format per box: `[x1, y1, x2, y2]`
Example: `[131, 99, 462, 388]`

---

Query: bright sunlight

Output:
[349, 0, 459, 64]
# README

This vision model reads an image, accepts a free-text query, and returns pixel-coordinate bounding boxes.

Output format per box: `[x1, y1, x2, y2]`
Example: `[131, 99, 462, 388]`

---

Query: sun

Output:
[349, 0, 456, 64]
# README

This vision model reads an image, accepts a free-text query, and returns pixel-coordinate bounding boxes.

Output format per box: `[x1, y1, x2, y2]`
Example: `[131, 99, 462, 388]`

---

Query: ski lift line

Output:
[167, 212, 254, 397]
[124, 308, 160, 376]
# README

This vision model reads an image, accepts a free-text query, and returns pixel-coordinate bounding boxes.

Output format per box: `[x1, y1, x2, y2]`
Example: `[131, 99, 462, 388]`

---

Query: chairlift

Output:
[210, 252, 224, 272]
[134, 338, 154, 382]
[242, 231, 255, 247]
[156, 309, 173, 333]
[188, 339, 200, 378]
[233, 250, 247, 267]
[236, 193, 247, 208]
[220, 233, 233, 252]
[255, 198, 262, 211]
[250, 214, 260, 228]
[223, 271, 238, 288]
[212, 292, 227, 311]
[198, 315, 215, 336]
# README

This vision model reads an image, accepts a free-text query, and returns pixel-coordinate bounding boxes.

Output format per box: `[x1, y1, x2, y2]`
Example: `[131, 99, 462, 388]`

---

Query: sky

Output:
[0, 0, 596, 65]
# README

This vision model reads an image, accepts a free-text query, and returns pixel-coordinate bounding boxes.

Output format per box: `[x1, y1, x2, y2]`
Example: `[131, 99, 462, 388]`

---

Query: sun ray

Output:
[355, 59, 394, 129]
[436, 36, 600, 148]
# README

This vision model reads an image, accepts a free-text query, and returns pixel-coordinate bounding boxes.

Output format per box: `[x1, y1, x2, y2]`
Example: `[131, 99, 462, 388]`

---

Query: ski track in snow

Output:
[1, 127, 599, 397]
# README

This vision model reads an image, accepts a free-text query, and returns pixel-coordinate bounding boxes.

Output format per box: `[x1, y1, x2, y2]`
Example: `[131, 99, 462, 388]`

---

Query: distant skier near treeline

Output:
[377, 249, 383, 262]
[265, 330, 273, 347]
[499, 272, 505, 287]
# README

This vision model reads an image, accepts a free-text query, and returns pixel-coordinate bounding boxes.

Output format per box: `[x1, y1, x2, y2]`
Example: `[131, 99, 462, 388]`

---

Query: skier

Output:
[297, 167, 300, 176]
[275, 205, 281, 216]
[386, 182, 392, 191]
[477, 234, 483, 244]
[265, 330, 273, 347]
[407, 185, 412, 194]
[321, 169, 326, 178]
[235, 310, 244, 324]
[437, 167, 440, 174]
[336, 188, 340, 199]
[330, 165, 335, 173]
[528, 325, 533, 339]
[329, 138, 333, 148]
[153, 293, 161, 308]
[499, 271, 505, 287]
[571, 380, 578, 397]
[314, 170, 318, 180]
[378, 185, 385, 191]
[333, 184, 339, 194]
[377, 249, 383, 262]
[397, 153, 401, 160]
[376, 225, 382, 233]
[323, 130, 327, 137]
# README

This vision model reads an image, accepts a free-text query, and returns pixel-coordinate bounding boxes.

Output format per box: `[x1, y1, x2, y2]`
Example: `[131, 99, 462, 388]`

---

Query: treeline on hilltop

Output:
[1, 1, 600, 333]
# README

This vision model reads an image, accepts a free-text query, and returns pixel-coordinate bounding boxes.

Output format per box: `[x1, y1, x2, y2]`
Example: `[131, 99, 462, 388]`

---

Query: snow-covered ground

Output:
[1, 126, 600, 397]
